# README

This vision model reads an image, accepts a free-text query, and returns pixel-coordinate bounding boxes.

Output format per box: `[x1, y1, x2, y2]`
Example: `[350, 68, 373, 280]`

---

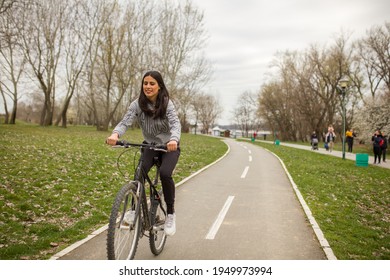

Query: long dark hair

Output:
[138, 70, 169, 119]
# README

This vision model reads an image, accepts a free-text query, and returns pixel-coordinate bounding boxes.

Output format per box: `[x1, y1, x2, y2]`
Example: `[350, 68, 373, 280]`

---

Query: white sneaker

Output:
[123, 210, 135, 225]
[164, 214, 176, 236]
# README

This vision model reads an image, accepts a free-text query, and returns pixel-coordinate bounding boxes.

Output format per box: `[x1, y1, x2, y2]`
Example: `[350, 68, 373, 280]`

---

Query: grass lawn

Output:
[0, 123, 227, 260]
[244, 139, 390, 260]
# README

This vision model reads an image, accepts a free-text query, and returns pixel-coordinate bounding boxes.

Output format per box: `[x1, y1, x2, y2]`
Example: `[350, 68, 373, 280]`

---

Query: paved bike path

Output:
[257, 140, 390, 169]
[53, 138, 328, 260]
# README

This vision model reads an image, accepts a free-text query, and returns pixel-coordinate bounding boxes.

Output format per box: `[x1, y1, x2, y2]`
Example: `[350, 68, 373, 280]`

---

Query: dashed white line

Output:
[205, 196, 235, 240]
[241, 166, 249, 178]
[249, 155, 252, 162]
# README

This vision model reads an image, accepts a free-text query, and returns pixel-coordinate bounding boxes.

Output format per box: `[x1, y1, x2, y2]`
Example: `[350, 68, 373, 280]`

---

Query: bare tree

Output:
[76, 0, 111, 128]
[258, 81, 296, 141]
[54, 0, 92, 127]
[154, 0, 210, 131]
[83, 0, 118, 130]
[356, 22, 390, 99]
[111, 0, 159, 125]
[259, 32, 360, 141]
[175, 56, 212, 132]
[192, 92, 222, 134]
[0, 4, 26, 124]
[86, 0, 161, 131]
[233, 91, 257, 138]
[0, 0, 15, 14]
[18, 0, 67, 126]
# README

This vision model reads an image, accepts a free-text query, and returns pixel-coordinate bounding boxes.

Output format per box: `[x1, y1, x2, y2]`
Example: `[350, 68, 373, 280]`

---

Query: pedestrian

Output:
[311, 131, 319, 150]
[325, 125, 336, 152]
[371, 130, 383, 164]
[345, 128, 356, 153]
[381, 133, 388, 163]
[106, 70, 181, 236]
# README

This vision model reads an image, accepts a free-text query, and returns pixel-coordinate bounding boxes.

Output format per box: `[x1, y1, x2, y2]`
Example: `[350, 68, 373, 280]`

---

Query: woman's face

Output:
[143, 75, 160, 103]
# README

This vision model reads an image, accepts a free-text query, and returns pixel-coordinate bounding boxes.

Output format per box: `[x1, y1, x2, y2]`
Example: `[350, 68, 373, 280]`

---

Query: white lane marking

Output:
[249, 155, 252, 162]
[241, 166, 249, 178]
[205, 196, 235, 240]
[248, 150, 252, 154]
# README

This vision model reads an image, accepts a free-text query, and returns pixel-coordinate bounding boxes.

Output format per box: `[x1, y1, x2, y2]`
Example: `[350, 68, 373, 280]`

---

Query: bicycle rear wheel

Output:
[107, 182, 141, 260]
[149, 190, 167, 255]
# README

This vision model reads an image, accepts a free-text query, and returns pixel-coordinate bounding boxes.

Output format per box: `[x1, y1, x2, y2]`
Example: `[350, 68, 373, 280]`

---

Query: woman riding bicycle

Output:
[106, 70, 181, 236]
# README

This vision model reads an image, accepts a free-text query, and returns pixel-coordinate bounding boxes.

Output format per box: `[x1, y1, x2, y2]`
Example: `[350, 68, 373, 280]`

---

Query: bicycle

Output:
[106, 140, 168, 260]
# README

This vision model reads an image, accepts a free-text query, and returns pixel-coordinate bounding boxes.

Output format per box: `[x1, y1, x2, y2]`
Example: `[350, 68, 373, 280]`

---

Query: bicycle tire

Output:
[107, 182, 141, 260]
[149, 190, 167, 255]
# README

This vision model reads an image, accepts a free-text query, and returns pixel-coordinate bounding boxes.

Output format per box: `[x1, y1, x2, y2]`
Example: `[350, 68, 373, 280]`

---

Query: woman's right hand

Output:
[106, 133, 119, 146]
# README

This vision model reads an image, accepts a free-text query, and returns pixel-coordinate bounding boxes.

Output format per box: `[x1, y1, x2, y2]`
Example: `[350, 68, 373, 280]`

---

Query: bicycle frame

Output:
[132, 145, 166, 235]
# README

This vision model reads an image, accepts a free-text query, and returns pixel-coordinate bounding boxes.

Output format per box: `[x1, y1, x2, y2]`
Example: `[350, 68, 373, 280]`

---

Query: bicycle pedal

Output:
[153, 224, 164, 231]
[119, 224, 130, 230]
[119, 222, 134, 230]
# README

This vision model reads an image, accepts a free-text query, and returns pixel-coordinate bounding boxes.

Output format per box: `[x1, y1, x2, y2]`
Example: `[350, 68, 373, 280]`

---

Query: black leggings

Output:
[347, 139, 353, 152]
[141, 146, 180, 214]
[373, 147, 381, 163]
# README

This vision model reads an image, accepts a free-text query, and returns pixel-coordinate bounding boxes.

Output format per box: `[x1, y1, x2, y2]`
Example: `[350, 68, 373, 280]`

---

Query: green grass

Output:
[243, 139, 390, 260]
[0, 123, 227, 260]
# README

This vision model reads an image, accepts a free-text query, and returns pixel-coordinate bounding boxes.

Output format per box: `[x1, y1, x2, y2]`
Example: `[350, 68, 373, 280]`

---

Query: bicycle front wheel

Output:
[149, 191, 167, 255]
[107, 182, 141, 260]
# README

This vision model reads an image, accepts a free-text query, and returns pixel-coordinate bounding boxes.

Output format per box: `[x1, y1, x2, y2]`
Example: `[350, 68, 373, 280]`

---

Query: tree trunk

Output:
[41, 93, 53, 126]
[55, 95, 72, 128]
[9, 98, 17, 124]
[1, 90, 9, 124]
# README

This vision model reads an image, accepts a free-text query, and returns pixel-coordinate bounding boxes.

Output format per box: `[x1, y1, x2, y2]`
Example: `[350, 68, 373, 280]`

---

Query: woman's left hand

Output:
[167, 140, 178, 152]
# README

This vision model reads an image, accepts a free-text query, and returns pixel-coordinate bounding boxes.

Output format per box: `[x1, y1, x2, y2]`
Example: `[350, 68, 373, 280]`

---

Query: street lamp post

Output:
[338, 76, 349, 160]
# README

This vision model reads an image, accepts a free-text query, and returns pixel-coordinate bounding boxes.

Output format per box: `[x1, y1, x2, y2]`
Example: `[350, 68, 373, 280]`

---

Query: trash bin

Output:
[356, 153, 368, 167]
[275, 140, 280, 146]
[251, 137, 255, 142]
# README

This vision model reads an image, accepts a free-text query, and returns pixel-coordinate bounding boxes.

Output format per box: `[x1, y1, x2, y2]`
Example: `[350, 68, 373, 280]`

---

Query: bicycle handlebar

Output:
[113, 140, 167, 152]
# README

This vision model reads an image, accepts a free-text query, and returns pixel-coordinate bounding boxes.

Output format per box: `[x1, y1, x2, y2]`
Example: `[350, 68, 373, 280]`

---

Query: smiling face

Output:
[143, 75, 160, 103]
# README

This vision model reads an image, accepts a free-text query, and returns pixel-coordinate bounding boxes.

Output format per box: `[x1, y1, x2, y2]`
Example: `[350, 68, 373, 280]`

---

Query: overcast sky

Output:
[192, 0, 390, 125]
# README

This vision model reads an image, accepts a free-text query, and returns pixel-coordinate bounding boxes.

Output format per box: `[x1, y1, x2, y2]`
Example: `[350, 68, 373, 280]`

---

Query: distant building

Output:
[212, 126, 230, 137]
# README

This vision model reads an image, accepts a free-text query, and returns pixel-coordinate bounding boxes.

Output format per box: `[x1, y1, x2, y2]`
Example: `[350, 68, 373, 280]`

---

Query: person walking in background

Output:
[311, 131, 319, 150]
[371, 130, 383, 164]
[381, 132, 388, 163]
[325, 125, 336, 152]
[346, 128, 356, 153]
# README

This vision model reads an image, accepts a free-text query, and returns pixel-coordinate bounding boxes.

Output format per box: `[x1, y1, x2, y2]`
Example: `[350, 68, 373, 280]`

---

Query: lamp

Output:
[339, 76, 349, 90]
[338, 76, 349, 160]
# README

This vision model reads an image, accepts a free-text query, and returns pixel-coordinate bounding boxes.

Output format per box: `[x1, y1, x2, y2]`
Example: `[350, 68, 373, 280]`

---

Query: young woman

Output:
[106, 70, 181, 236]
